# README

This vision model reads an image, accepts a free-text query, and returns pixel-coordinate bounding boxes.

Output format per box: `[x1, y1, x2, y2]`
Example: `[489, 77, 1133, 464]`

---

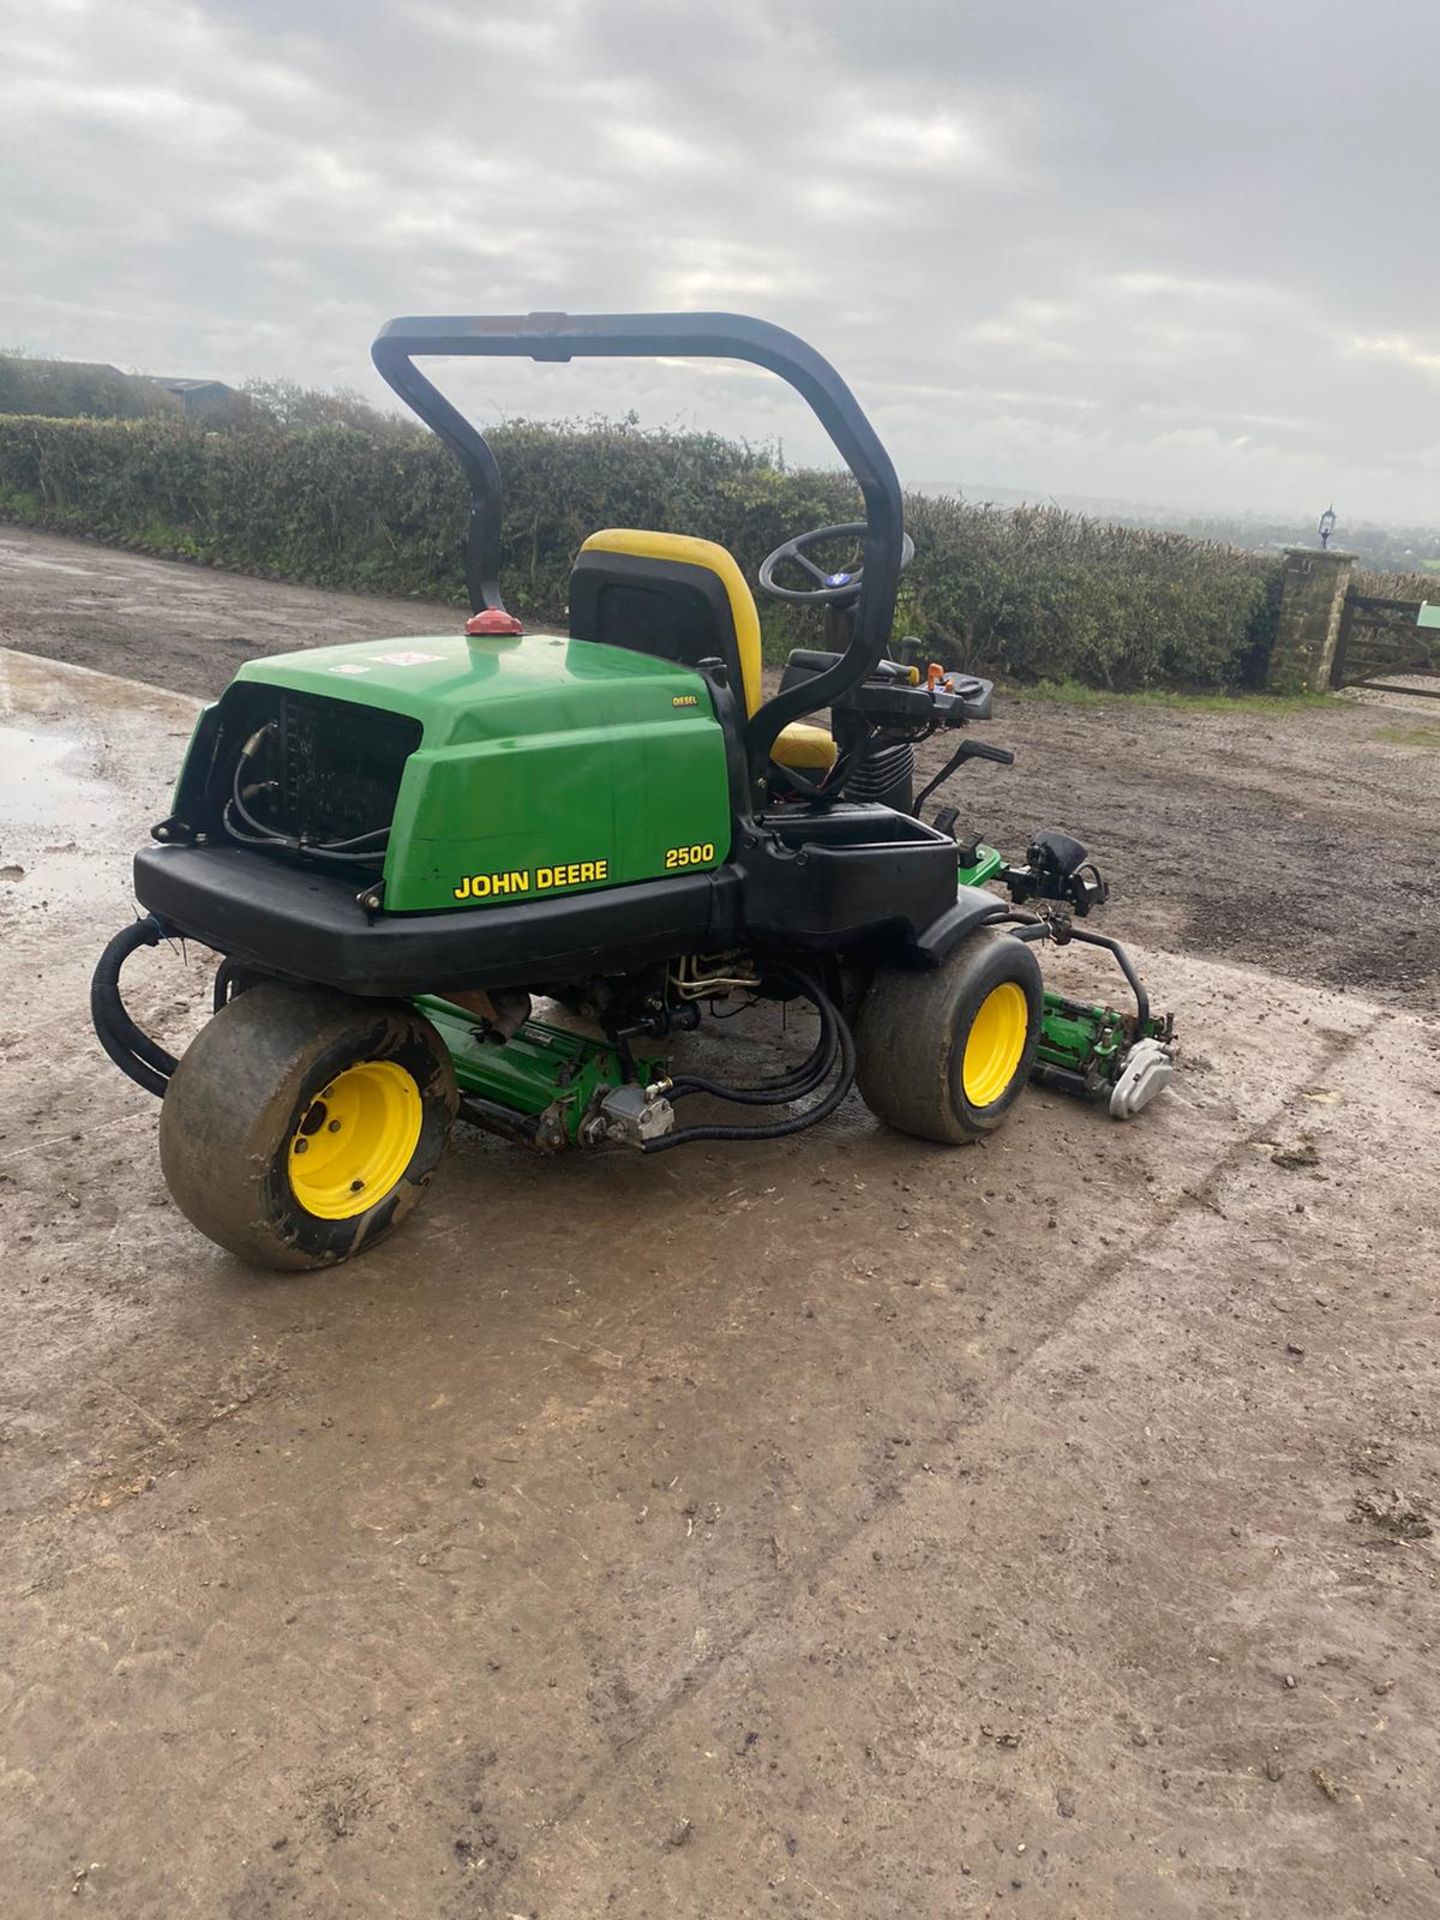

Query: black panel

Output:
[568, 549, 746, 692]
[740, 804, 963, 950]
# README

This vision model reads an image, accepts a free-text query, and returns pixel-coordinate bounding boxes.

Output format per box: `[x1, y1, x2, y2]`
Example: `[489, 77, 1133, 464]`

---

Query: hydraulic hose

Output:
[91, 916, 180, 1098]
[225, 731, 390, 863]
[666, 978, 839, 1106]
[643, 969, 856, 1151]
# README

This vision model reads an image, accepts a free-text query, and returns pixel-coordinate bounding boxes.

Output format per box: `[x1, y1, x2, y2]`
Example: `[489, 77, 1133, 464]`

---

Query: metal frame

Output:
[371, 311, 906, 776]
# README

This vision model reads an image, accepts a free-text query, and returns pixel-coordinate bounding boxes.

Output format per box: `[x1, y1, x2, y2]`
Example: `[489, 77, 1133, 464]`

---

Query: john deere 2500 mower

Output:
[91, 313, 1175, 1269]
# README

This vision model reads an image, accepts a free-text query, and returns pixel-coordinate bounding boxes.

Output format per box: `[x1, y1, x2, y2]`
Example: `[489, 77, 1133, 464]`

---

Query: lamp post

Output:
[1318, 504, 1337, 550]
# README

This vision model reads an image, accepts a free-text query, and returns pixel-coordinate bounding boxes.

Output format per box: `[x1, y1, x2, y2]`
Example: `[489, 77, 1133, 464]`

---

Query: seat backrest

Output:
[568, 529, 763, 716]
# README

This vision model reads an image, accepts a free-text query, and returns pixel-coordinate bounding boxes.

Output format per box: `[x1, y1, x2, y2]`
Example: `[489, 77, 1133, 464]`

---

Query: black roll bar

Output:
[371, 312, 905, 779]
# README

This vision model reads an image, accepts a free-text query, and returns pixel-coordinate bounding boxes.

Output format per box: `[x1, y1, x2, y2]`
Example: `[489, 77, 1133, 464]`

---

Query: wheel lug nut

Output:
[328, 1119, 342, 1132]
[294, 1139, 309, 1154]
[349, 1179, 364, 1192]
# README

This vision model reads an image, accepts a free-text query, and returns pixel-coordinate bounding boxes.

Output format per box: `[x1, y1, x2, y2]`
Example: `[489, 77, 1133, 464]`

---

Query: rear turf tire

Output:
[854, 928, 1042, 1143]
[159, 982, 458, 1271]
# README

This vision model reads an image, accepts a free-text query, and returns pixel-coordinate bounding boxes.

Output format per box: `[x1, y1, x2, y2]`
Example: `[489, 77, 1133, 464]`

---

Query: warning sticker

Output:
[328, 663, 372, 676]
[374, 650, 443, 666]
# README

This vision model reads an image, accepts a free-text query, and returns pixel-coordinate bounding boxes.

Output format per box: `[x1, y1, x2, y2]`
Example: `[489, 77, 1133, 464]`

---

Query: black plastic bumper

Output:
[133, 826, 1005, 997]
[134, 844, 735, 995]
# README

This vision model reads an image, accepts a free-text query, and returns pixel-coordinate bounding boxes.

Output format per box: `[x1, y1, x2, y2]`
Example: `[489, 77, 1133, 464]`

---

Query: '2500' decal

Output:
[664, 842, 716, 869]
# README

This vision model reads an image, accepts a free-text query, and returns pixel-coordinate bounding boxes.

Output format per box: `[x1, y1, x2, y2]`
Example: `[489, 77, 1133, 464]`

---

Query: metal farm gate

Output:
[1331, 591, 1440, 697]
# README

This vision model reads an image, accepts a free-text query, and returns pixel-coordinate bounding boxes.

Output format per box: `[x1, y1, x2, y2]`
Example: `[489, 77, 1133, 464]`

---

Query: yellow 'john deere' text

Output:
[453, 859, 609, 901]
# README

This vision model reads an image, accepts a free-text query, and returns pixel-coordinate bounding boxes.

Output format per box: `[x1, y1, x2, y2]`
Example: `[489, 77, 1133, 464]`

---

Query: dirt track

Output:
[2, 527, 1440, 1919]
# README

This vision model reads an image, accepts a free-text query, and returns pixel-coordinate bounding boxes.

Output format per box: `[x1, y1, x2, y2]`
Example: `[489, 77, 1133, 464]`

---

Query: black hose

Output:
[643, 969, 856, 1150]
[226, 739, 389, 863]
[668, 968, 834, 1096]
[91, 916, 179, 1097]
[224, 803, 387, 863]
[667, 984, 838, 1105]
[222, 803, 299, 850]
[668, 1047, 834, 1107]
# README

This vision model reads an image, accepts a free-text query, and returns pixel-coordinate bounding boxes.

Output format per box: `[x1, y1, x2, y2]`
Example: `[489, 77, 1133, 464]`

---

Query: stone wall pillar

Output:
[1266, 547, 1353, 694]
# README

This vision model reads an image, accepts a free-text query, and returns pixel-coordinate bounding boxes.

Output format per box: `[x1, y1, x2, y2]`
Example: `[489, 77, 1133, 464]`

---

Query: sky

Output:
[4, 0, 1440, 523]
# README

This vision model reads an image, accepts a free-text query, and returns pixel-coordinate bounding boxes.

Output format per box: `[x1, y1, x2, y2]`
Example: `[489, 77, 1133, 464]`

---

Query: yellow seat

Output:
[574, 529, 836, 773]
[770, 720, 837, 771]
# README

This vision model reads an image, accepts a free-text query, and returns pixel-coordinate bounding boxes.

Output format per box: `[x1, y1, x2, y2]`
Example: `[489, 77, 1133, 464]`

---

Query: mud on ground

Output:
[2, 529, 1439, 1919]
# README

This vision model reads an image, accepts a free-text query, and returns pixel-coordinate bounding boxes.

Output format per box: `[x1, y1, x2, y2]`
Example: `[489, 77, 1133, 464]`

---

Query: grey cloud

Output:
[3, 0, 1439, 517]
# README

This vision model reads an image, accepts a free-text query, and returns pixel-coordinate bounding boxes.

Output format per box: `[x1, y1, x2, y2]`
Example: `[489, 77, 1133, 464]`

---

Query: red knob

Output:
[465, 608, 524, 636]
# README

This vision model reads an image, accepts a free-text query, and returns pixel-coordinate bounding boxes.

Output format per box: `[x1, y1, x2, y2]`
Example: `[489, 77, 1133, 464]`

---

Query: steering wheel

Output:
[757, 520, 914, 607]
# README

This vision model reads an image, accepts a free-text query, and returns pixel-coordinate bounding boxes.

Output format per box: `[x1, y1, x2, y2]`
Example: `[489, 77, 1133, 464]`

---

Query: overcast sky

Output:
[4, 0, 1440, 522]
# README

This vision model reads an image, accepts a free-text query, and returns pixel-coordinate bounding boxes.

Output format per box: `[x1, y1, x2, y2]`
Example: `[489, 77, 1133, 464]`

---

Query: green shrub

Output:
[0, 411, 1283, 690]
[0, 353, 181, 422]
[899, 494, 1277, 688]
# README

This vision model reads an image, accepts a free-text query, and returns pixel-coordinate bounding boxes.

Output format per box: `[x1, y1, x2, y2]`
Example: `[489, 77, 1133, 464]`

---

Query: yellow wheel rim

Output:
[961, 981, 1030, 1109]
[287, 1060, 423, 1220]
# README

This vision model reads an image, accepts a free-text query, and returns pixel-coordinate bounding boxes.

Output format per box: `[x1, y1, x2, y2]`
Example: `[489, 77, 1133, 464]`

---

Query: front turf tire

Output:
[854, 928, 1043, 1143]
[159, 982, 458, 1271]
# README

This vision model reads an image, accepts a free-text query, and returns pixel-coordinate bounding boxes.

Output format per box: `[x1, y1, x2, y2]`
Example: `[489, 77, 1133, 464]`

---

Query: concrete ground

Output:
[1, 553, 1439, 1918]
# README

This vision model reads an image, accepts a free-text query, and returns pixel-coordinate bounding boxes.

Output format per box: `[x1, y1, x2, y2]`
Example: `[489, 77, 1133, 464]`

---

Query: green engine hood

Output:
[233, 630, 733, 913]
[237, 629, 694, 739]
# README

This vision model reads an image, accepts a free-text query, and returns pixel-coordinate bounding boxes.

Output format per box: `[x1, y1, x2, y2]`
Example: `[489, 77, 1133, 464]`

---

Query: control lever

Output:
[915, 736, 1016, 816]
[955, 740, 1015, 767]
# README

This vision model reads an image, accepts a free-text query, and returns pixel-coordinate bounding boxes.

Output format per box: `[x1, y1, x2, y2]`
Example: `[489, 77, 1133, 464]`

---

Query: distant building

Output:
[0, 356, 247, 422]
[152, 377, 240, 417]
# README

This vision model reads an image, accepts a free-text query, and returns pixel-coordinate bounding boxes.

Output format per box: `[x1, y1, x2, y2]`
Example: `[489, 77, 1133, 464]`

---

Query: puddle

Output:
[0, 720, 139, 912]
[0, 723, 112, 836]
[0, 651, 201, 914]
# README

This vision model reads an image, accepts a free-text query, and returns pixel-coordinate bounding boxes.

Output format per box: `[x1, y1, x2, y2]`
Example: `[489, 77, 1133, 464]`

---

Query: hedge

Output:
[0, 412, 1283, 689]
